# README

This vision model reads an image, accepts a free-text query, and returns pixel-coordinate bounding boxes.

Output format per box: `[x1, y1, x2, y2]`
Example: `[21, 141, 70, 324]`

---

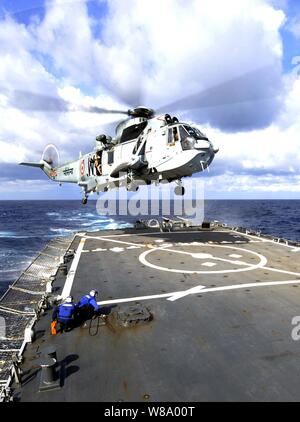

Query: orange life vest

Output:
[51, 320, 57, 335]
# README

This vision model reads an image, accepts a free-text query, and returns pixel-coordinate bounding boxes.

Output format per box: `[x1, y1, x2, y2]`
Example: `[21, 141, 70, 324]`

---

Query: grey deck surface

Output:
[12, 227, 300, 401]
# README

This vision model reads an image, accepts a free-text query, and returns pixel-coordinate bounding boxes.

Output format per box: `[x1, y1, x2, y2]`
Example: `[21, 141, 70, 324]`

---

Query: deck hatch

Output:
[115, 305, 153, 328]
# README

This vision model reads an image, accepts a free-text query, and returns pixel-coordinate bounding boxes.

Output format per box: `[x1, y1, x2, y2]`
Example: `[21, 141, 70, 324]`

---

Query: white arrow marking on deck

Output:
[60, 238, 86, 300]
[167, 285, 206, 301]
[97, 280, 300, 306]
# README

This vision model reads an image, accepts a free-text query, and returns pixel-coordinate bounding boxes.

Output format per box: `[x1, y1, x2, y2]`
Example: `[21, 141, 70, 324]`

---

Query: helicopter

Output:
[20, 105, 218, 204]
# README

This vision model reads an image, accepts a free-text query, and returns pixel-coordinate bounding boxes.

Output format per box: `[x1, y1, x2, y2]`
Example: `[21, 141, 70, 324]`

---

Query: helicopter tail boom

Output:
[19, 161, 45, 168]
[19, 160, 56, 179]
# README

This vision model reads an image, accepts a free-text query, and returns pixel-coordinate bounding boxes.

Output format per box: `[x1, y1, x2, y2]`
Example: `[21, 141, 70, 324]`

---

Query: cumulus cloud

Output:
[30, 0, 286, 128]
[199, 69, 300, 195]
[286, 14, 300, 39]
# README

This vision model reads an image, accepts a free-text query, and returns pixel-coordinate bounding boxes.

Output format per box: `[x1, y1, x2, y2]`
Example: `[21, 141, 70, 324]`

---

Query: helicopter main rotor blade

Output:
[1, 89, 130, 115]
[6, 90, 69, 112]
[83, 105, 129, 115]
[156, 65, 281, 114]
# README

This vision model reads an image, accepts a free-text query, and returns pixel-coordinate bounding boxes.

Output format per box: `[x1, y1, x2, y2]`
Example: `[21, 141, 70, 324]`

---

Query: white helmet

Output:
[90, 290, 98, 297]
[66, 296, 73, 303]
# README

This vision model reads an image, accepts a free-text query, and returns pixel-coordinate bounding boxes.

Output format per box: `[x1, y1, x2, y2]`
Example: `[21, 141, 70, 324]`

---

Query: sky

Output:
[0, 0, 300, 200]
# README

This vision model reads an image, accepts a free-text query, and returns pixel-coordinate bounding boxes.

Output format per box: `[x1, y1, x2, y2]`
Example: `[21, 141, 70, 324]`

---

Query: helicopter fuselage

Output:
[21, 113, 218, 200]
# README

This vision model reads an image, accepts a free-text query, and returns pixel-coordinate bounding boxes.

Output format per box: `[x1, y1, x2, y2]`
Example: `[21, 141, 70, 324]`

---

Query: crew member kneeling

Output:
[77, 289, 100, 321]
[52, 296, 76, 332]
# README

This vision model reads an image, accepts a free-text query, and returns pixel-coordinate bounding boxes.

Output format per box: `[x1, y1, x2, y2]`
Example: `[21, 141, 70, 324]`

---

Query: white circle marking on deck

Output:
[191, 253, 214, 259]
[139, 244, 267, 274]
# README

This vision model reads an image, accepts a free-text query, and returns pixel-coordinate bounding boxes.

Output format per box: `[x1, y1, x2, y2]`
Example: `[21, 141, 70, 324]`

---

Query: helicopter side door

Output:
[144, 128, 156, 168]
[102, 149, 115, 177]
[145, 126, 169, 169]
[167, 126, 180, 146]
[115, 121, 148, 170]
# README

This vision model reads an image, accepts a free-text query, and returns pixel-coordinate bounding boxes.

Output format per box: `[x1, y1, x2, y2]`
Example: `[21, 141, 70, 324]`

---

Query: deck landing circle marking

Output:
[139, 244, 267, 274]
[192, 253, 213, 259]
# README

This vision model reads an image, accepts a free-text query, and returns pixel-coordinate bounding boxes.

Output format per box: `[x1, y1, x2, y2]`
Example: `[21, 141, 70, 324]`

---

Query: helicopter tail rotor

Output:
[42, 144, 60, 168]
[19, 143, 60, 173]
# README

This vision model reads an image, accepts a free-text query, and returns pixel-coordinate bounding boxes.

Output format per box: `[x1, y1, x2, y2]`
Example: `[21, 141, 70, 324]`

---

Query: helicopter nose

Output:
[209, 140, 218, 154]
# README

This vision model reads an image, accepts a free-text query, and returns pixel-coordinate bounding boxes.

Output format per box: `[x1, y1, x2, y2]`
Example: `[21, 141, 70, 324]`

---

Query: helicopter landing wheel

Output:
[174, 186, 185, 196]
[82, 197, 88, 205]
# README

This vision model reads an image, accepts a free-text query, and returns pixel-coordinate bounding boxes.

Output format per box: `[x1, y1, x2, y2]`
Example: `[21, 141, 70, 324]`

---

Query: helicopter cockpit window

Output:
[183, 125, 207, 140]
[179, 126, 189, 141]
[179, 125, 195, 150]
[120, 121, 147, 144]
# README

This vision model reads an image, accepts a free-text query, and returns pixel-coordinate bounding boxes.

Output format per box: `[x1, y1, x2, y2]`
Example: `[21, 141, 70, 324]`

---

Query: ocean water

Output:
[0, 200, 299, 296]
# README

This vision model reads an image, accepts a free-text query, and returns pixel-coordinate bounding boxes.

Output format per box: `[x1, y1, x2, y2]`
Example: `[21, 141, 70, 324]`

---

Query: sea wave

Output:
[55, 218, 85, 223]
[50, 228, 75, 234]
[81, 218, 114, 227]
[105, 222, 132, 230]
[0, 268, 26, 274]
[0, 231, 16, 238]
[0, 233, 41, 239]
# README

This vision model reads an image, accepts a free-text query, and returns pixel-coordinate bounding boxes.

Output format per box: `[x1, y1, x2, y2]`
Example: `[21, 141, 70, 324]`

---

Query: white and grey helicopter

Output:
[20, 105, 218, 204]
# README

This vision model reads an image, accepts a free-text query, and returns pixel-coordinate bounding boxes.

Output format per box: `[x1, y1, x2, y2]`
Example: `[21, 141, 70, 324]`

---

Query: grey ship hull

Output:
[5, 223, 300, 401]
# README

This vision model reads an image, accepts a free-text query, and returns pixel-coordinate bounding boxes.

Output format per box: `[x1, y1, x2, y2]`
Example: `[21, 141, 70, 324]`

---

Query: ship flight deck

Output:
[6, 222, 300, 401]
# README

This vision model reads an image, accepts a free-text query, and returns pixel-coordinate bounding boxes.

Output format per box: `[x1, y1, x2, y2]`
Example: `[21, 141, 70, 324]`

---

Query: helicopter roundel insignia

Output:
[80, 159, 85, 176]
